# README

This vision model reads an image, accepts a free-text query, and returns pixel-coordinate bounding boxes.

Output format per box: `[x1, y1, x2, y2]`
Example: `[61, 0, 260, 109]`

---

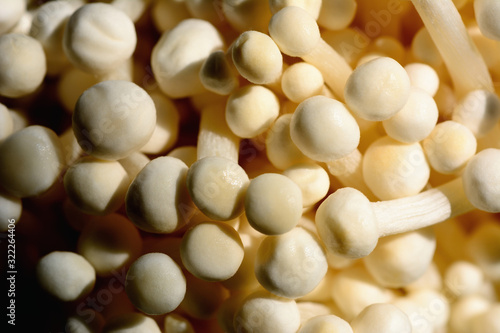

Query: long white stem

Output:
[411, 0, 493, 97]
[373, 177, 475, 237]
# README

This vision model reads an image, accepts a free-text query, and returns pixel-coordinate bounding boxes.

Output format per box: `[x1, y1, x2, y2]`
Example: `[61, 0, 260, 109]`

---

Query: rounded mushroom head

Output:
[463, 148, 500, 213]
[351, 303, 411, 333]
[268, 6, 320, 57]
[315, 187, 378, 259]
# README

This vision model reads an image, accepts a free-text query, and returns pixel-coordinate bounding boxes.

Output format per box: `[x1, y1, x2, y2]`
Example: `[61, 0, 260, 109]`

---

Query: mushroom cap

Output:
[475, 0, 500, 41]
[269, 0, 322, 19]
[245, 173, 303, 235]
[103, 313, 162, 333]
[73, 80, 156, 160]
[281, 62, 324, 104]
[283, 162, 330, 207]
[63, 3, 136, 74]
[298, 315, 353, 333]
[37, 251, 96, 302]
[0, 0, 25, 35]
[0, 125, 64, 198]
[463, 148, 500, 213]
[316, 187, 378, 259]
[186, 156, 249, 221]
[125, 253, 186, 315]
[290, 95, 360, 162]
[345, 56, 411, 121]
[268, 6, 320, 57]
[404, 63, 440, 96]
[351, 303, 412, 333]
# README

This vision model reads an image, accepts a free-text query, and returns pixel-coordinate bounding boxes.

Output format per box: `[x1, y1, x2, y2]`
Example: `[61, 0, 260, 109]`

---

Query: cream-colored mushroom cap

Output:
[298, 315, 353, 333]
[226, 85, 280, 138]
[0, 0, 26, 34]
[269, 0, 322, 19]
[351, 303, 412, 333]
[245, 173, 302, 235]
[164, 314, 195, 333]
[0, 33, 46, 98]
[268, 6, 320, 57]
[0, 103, 13, 141]
[63, 3, 136, 74]
[126, 253, 186, 315]
[444, 261, 485, 298]
[317, 0, 357, 31]
[255, 227, 328, 299]
[363, 136, 430, 200]
[290, 95, 360, 162]
[151, 18, 224, 98]
[281, 62, 324, 103]
[382, 88, 439, 144]
[463, 148, 500, 213]
[64, 156, 130, 215]
[345, 56, 411, 121]
[404, 63, 440, 96]
[475, 0, 500, 41]
[37, 251, 96, 302]
[0, 191, 21, 232]
[471, 304, 500, 333]
[0, 125, 64, 198]
[103, 313, 162, 333]
[422, 121, 477, 174]
[181, 221, 244, 281]
[232, 30, 283, 84]
[233, 290, 301, 333]
[186, 156, 249, 221]
[126, 156, 191, 233]
[73, 80, 156, 160]
[283, 162, 330, 207]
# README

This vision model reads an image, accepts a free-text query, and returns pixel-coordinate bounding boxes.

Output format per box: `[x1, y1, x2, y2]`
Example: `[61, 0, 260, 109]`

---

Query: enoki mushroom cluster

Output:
[1, 0, 500, 332]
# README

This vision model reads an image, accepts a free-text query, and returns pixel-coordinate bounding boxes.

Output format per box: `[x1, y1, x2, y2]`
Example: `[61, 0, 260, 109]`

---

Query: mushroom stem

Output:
[410, 0, 493, 97]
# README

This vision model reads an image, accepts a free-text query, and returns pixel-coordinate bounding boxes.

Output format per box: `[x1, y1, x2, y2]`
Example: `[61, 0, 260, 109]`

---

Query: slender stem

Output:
[373, 177, 475, 237]
[411, 0, 493, 97]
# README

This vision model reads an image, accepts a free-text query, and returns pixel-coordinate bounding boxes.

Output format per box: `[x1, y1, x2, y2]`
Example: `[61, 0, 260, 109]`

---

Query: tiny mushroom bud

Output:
[233, 290, 301, 333]
[152, 18, 224, 98]
[37, 251, 96, 302]
[298, 315, 353, 333]
[73, 80, 156, 160]
[126, 156, 192, 233]
[344, 57, 411, 121]
[475, 0, 500, 41]
[0, 33, 46, 98]
[245, 173, 303, 235]
[281, 62, 324, 104]
[254, 227, 328, 298]
[231, 30, 283, 85]
[64, 156, 130, 215]
[180, 221, 244, 281]
[350, 303, 412, 333]
[126, 253, 186, 315]
[63, 3, 137, 75]
[226, 85, 280, 138]
[0, 125, 64, 198]
[103, 313, 162, 333]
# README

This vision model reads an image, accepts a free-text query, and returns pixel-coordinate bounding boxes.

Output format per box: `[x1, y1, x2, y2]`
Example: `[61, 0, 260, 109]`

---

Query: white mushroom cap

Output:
[63, 3, 136, 74]
[151, 18, 224, 98]
[283, 162, 330, 208]
[404, 63, 440, 97]
[199, 50, 239, 96]
[452, 89, 500, 138]
[64, 156, 130, 215]
[126, 156, 192, 233]
[226, 85, 280, 138]
[444, 261, 485, 298]
[0, 191, 21, 232]
[255, 227, 328, 299]
[382, 88, 439, 144]
[269, 0, 322, 19]
[0, 0, 26, 34]
[290, 95, 360, 162]
[317, 0, 357, 31]
[410, 27, 442, 67]
[422, 121, 477, 175]
[362, 136, 430, 200]
[233, 290, 301, 333]
[245, 173, 303, 235]
[281, 62, 324, 104]
[181, 221, 244, 281]
[118, 151, 150, 180]
[0, 103, 13, 141]
[298, 314, 353, 333]
[222, 0, 271, 33]
[232, 30, 283, 84]
[475, 0, 500, 41]
[344, 57, 411, 121]
[77, 214, 142, 276]
[126, 252, 186, 315]
[266, 114, 311, 170]
[448, 295, 491, 333]
[316, 187, 378, 259]
[37, 251, 96, 302]
[471, 304, 500, 333]
[0, 125, 64, 198]
[268, 6, 321, 57]
[186, 156, 249, 221]
[0, 33, 46, 98]
[103, 313, 162, 333]
[73, 80, 156, 160]
[164, 313, 195, 333]
[350, 303, 412, 333]
[363, 229, 436, 288]
[111, 0, 149, 22]
[463, 148, 500, 213]
[66, 311, 105, 333]
[167, 146, 197, 167]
